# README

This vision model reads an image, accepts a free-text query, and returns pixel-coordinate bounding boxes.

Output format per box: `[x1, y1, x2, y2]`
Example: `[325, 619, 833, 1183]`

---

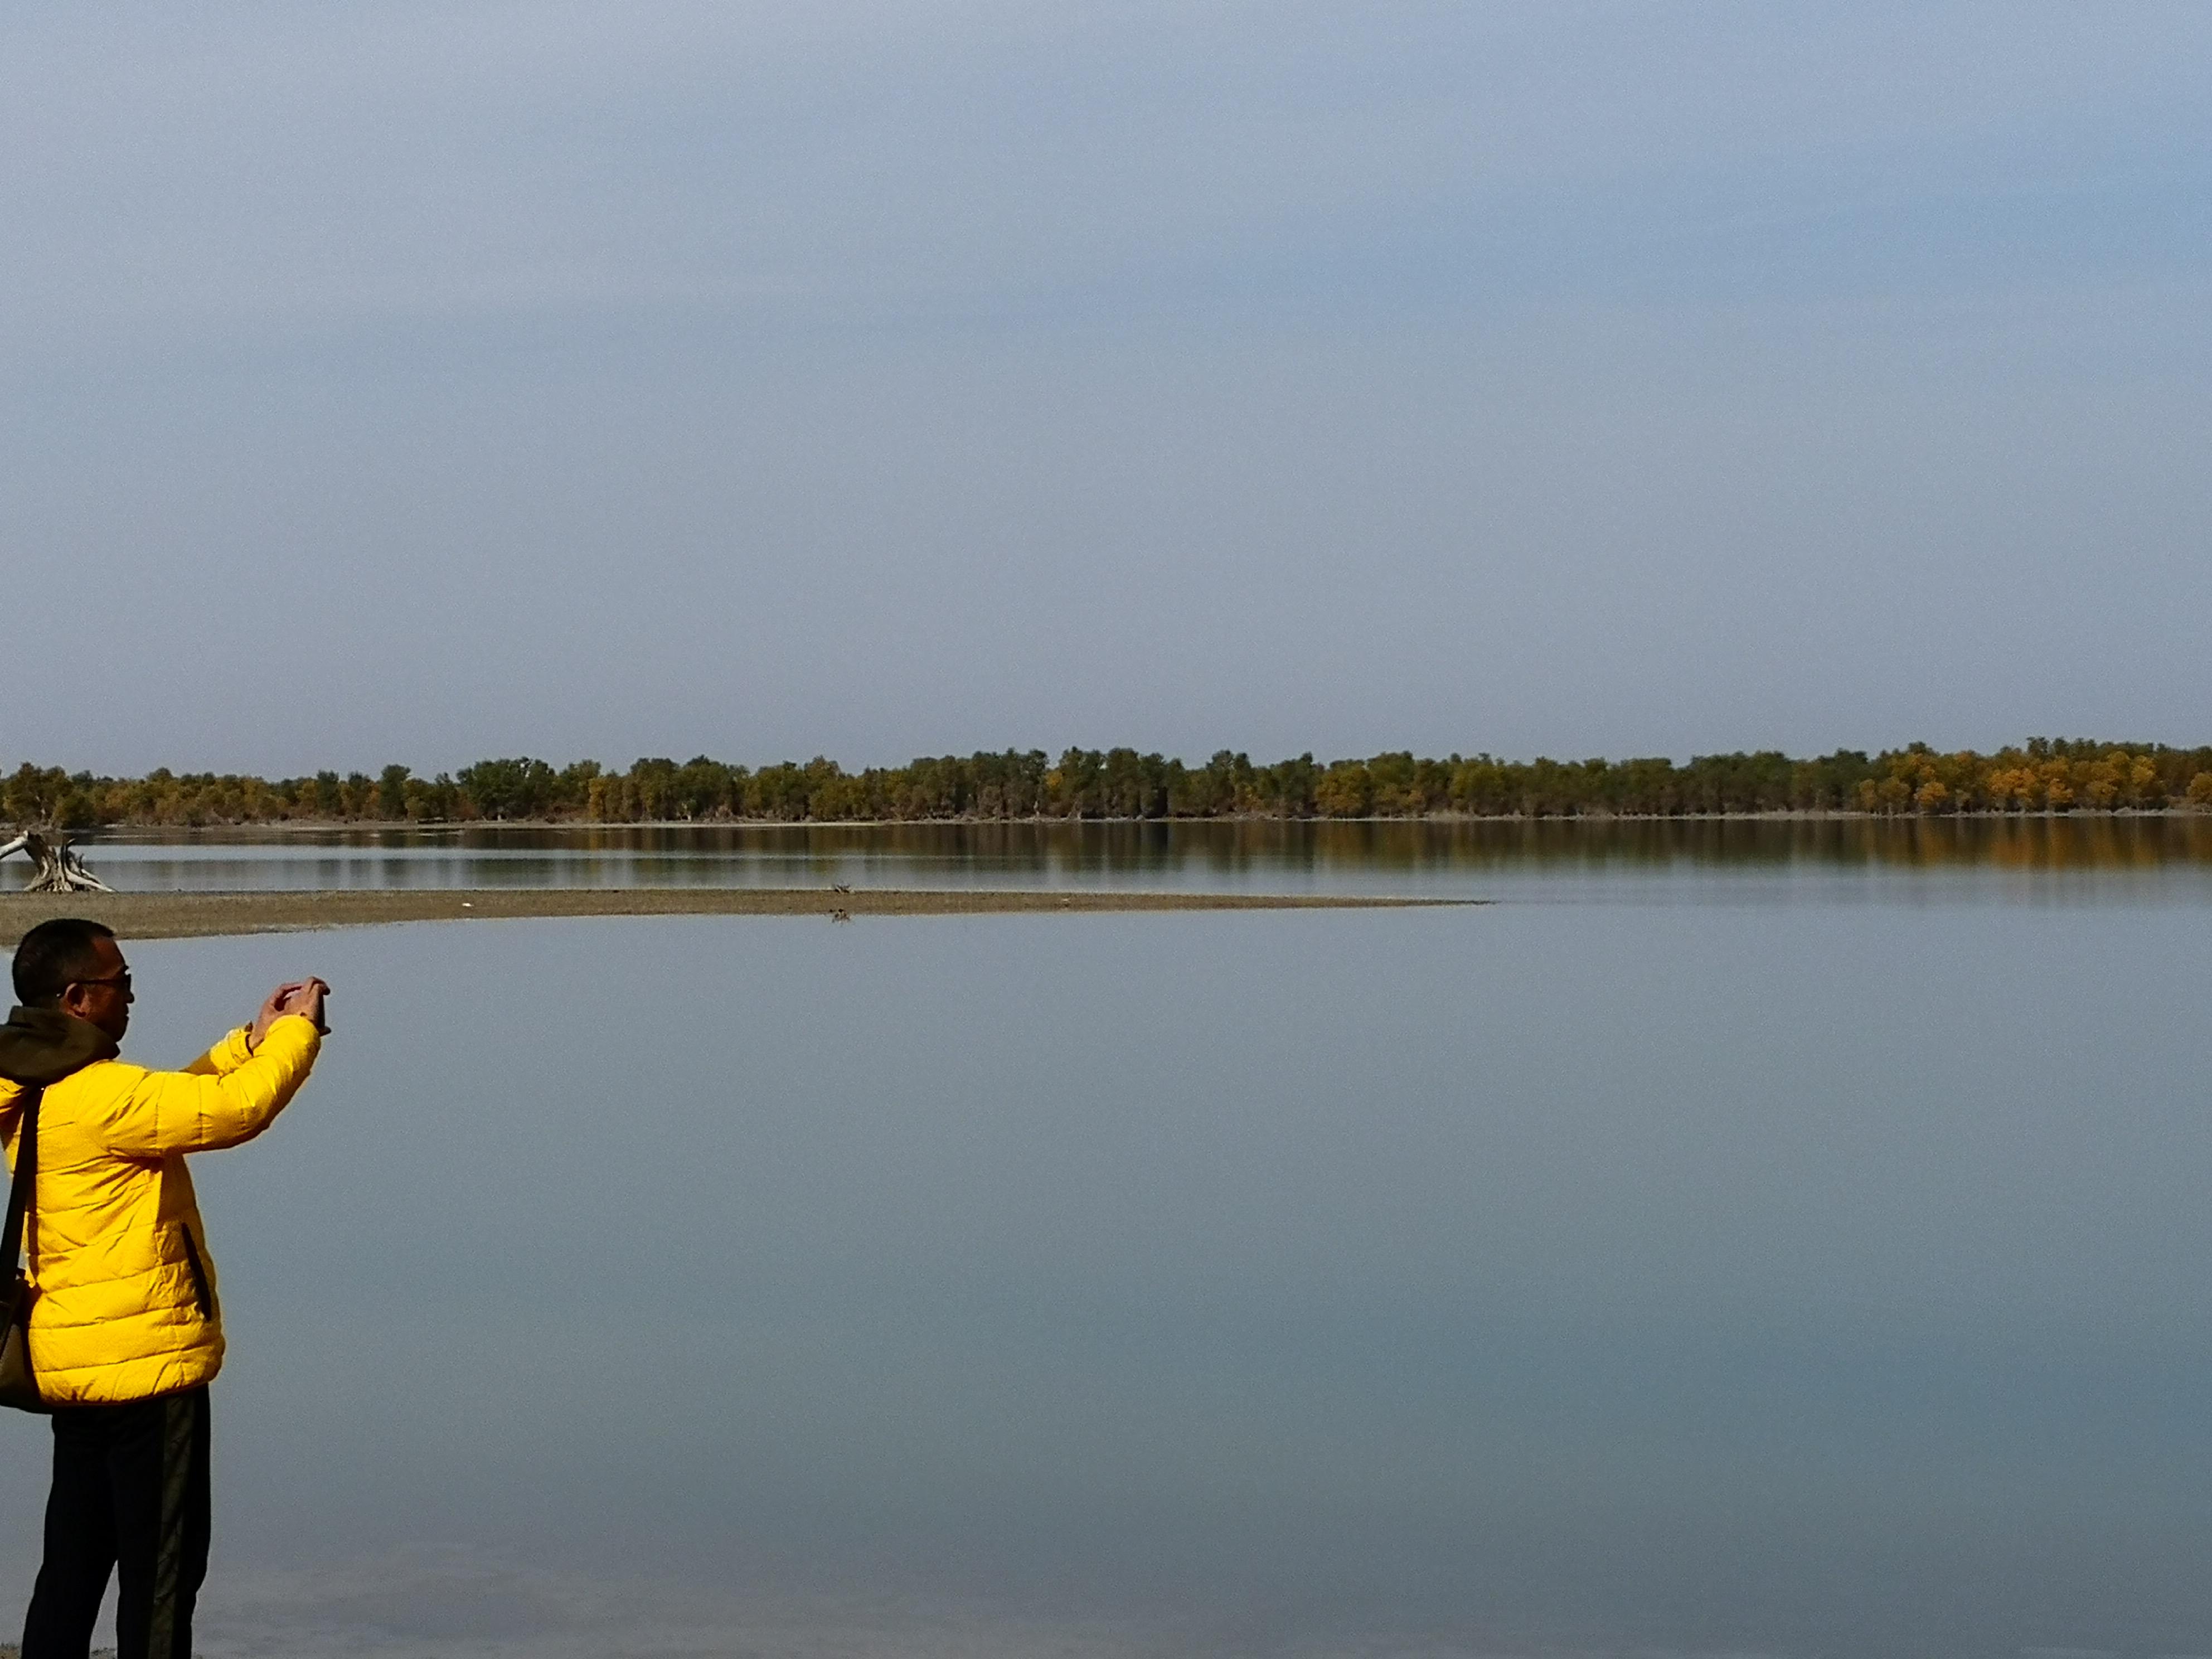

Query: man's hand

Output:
[249, 978, 331, 1049]
[280, 978, 332, 1036]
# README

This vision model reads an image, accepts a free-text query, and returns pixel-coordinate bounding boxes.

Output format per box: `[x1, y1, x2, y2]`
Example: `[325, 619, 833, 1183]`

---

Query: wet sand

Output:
[0, 888, 1474, 945]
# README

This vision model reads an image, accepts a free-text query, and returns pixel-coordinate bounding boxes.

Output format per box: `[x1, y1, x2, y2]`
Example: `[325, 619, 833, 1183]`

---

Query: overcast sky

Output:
[3, 2, 2207, 775]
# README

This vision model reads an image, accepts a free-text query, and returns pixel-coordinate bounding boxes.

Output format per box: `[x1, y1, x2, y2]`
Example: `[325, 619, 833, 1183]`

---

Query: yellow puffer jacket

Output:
[0, 1011, 321, 1405]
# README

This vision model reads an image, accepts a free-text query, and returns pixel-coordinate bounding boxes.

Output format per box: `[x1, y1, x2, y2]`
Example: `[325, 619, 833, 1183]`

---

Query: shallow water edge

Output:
[0, 888, 1474, 945]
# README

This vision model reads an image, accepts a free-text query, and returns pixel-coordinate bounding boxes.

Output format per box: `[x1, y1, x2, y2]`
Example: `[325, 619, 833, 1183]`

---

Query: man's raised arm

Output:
[100, 979, 329, 1157]
[182, 980, 318, 1076]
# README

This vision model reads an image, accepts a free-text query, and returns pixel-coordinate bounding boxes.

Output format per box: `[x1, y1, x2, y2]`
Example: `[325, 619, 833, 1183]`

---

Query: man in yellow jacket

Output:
[0, 917, 327, 1659]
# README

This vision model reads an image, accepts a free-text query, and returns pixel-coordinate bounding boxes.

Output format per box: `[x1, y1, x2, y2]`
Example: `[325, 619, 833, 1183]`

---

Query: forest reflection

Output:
[82, 813, 2212, 888]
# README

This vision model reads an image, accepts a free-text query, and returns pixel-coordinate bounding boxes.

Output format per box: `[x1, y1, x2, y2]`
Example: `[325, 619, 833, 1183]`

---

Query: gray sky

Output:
[3, 2, 2207, 775]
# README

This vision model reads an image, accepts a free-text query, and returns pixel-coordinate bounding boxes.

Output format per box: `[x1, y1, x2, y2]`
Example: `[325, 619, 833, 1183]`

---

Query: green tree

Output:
[377, 765, 413, 819]
[457, 758, 559, 819]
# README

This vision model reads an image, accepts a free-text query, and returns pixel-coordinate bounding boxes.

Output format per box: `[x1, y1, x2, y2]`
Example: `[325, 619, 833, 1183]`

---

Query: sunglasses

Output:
[72, 969, 132, 995]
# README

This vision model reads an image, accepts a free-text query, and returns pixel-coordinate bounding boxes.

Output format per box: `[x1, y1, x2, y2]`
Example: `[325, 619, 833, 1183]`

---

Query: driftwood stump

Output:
[0, 830, 114, 894]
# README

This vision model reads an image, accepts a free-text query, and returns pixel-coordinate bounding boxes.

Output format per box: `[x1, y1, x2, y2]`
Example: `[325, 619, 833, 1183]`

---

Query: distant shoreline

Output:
[71, 806, 2212, 836]
[10, 741, 2208, 826]
[0, 889, 1477, 945]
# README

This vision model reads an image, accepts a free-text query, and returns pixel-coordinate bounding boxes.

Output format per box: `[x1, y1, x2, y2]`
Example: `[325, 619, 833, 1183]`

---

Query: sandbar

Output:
[0, 888, 1475, 945]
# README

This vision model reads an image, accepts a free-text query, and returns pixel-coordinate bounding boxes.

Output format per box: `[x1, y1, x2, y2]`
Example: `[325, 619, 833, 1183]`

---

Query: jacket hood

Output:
[0, 1006, 119, 1085]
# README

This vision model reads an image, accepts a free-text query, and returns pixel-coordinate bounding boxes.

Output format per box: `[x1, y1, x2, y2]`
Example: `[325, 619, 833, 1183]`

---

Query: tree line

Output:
[6, 740, 2211, 829]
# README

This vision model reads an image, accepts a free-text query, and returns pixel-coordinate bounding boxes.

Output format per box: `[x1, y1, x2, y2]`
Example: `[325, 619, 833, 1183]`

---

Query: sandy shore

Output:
[0, 888, 1473, 944]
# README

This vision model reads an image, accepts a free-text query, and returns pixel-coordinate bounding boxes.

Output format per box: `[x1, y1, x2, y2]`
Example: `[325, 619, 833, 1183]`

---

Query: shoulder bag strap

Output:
[2, 1088, 39, 1277]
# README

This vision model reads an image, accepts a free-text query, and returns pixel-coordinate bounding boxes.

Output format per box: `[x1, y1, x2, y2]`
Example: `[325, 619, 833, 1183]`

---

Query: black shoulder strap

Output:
[3, 1088, 40, 1275]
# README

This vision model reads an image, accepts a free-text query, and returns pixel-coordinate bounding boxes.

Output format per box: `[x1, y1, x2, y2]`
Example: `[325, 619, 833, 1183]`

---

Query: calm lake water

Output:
[69, 814, 2212, 904]
[3, 829, 2210, 1657]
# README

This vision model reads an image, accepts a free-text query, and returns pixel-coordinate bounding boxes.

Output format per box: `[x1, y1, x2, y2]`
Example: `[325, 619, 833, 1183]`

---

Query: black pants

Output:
[20, 1385, 211, 1659]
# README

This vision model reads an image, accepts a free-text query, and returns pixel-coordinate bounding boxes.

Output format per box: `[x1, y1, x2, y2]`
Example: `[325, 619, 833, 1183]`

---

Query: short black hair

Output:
[12, 918, 118, 1007]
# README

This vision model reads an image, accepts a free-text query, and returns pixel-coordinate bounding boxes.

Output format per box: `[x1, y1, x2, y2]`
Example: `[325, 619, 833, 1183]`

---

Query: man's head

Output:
[13, 918, 132, 1040]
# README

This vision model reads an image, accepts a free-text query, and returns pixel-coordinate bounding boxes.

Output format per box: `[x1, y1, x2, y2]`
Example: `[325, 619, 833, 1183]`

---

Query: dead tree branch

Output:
[0, 830, 115, 894]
